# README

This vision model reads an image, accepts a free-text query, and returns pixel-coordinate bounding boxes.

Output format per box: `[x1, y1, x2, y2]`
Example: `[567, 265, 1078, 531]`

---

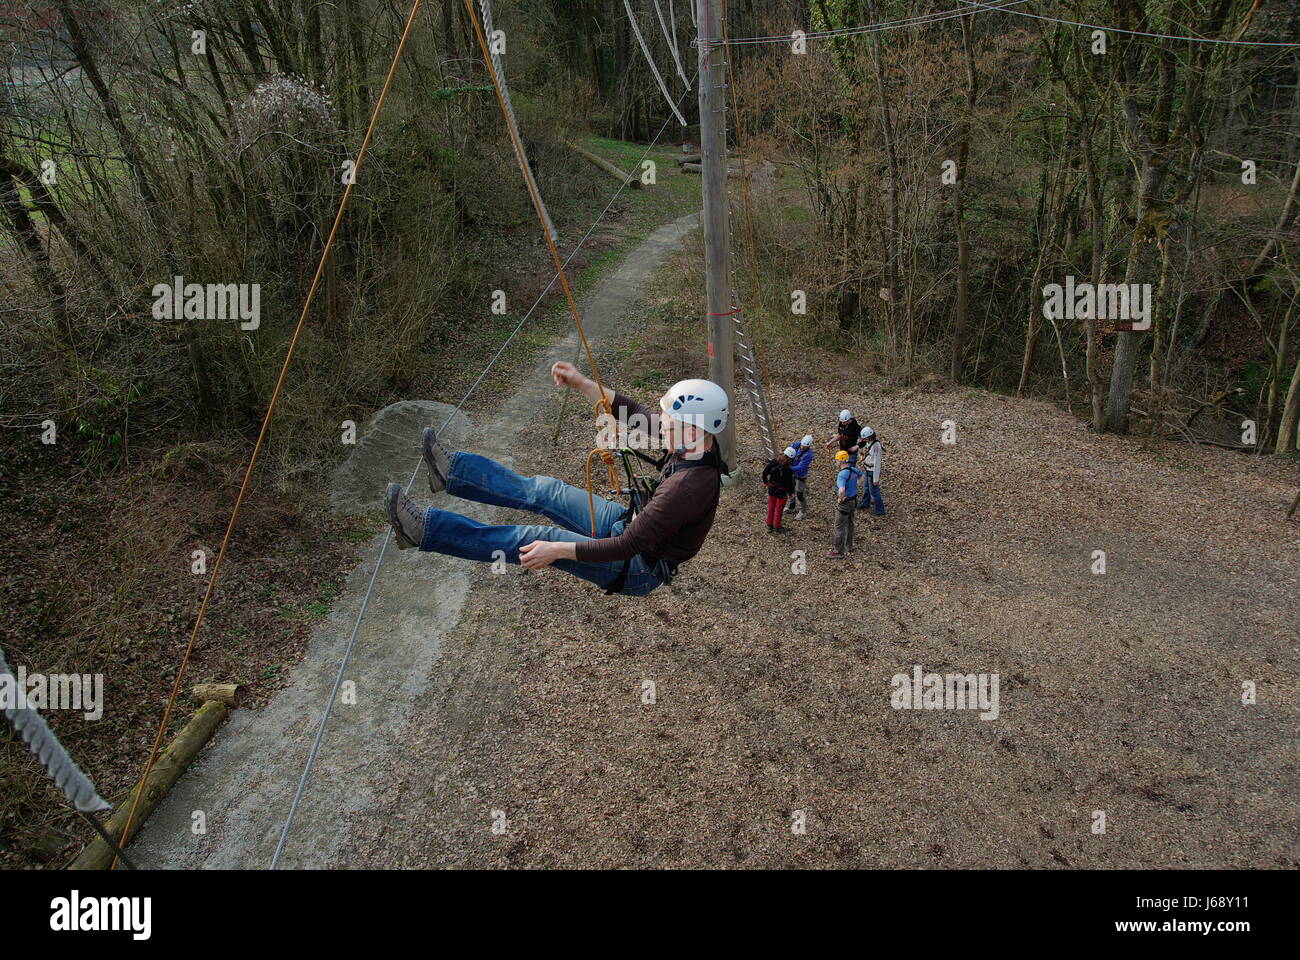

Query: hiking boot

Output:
[422, 427, 453, 494]
[826, 550, 843, 559]
[766, 524, 774, 533]
[387, 483, 426, 550]
[794, 511, 805, 520]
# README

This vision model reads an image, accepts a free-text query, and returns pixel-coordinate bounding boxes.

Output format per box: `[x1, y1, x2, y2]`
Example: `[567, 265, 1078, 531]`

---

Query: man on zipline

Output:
[385, 361, 729, 596]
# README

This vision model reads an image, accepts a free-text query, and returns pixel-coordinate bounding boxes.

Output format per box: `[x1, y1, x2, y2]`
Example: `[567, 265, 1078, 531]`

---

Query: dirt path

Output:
[128, 212, 700, 868]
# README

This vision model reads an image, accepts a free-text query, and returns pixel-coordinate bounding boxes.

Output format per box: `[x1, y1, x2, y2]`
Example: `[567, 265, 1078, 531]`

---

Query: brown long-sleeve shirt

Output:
[573, 392, 723, 566]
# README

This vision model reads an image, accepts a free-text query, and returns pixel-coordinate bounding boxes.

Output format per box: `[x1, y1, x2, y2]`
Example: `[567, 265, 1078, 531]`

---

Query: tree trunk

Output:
[57, 1, 215, 413]
[1018, 151, 1065, 395]
[1248, 153, 1300, 276]
[0, 165, 72, 340]
[949, 12, 976, 383]
[1276, 351, 1300, 454]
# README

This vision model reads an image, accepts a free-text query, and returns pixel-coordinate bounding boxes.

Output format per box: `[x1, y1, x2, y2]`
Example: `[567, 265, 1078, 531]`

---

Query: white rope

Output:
[624, 0, 689, 126]
[655, 0, 691, 90]
[671, 0, 682, 76]
[1, 645, 110, 814]
[476, 0, 558, 243]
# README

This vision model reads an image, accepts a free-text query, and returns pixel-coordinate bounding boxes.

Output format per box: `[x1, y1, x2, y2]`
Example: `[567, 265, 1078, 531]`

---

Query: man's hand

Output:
[551, 361, 586, 391]
[519, 539, 574, 570]
[551, 361, 610, 407]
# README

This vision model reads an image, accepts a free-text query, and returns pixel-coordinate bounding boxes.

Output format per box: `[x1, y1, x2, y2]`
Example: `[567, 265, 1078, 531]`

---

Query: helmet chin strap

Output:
[671, 423, 710, 459]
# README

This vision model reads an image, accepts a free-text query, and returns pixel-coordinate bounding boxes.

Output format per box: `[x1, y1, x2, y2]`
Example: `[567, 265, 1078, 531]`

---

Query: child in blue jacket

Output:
[784, 434, 814, 520]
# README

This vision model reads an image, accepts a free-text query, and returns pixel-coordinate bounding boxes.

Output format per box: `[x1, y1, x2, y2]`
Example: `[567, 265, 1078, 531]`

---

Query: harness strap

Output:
[602, 446, 722, 595]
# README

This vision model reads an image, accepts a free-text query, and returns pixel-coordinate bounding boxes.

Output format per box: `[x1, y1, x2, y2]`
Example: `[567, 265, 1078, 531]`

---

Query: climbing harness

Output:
[602, 442, 727, 596]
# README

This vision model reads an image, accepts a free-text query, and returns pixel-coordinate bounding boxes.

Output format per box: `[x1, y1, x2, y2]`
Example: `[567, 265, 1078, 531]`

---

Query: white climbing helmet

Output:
[839, 409, 853, 422]
[783, 446, 798, 458]
[861, 426, 876, 440]
[659, 378, 729, 435]
[801, 434, 814, 447]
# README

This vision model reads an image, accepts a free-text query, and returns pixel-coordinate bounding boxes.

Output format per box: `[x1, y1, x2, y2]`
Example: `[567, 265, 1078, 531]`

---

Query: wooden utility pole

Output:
[696, 0, 736, 473]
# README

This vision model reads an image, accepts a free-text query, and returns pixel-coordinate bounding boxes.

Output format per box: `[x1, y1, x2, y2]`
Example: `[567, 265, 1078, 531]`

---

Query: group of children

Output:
[761, 408, 885, 559]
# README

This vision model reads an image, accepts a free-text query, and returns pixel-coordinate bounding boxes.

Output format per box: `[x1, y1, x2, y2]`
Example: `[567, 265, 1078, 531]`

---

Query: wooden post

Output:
[696, 0, 736, 473]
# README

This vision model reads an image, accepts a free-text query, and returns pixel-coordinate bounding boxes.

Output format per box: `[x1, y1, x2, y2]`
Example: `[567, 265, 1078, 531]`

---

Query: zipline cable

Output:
[111, 0, 427, 869]
[269, 80, 698, 869]
[710, 0, 1297, 48]
[953, 0, 1300, 47]
[706, 0, 1030, 46]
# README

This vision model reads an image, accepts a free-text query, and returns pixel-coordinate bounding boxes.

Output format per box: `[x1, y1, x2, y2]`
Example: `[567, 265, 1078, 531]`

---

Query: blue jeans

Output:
[860, 480, 885, 514]
[418, 452, 670, 596]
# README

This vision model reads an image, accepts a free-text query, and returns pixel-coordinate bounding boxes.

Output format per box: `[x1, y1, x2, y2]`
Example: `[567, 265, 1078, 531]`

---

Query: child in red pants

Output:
[762, 447, 797, 533]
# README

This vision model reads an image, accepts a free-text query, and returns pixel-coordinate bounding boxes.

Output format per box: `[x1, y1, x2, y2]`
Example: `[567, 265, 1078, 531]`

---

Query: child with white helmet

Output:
[762, 446, 796, 533]
[783, 433, 814, 519]
[857, 426, 885, 514]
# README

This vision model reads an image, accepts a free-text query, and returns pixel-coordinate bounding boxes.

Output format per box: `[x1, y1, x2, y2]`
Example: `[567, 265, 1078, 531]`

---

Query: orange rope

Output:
[112, 0, 426, 868]
[463, 0, 618, 522]
[584, 448, 610, 537]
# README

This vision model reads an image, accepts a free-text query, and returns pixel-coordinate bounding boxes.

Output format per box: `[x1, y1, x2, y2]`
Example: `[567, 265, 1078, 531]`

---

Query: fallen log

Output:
[680, 162, 746, 179]
[562, 140, 641, 189]
[192, 682, 244, 707]
[68, 700, 228, 869]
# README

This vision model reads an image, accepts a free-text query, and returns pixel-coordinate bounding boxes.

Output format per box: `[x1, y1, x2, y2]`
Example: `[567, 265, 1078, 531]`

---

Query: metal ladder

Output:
[732, 307, 777, 461]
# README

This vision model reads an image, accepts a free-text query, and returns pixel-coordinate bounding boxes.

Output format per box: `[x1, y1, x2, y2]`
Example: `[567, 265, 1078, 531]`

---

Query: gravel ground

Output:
[341, 360, 1299, 868]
